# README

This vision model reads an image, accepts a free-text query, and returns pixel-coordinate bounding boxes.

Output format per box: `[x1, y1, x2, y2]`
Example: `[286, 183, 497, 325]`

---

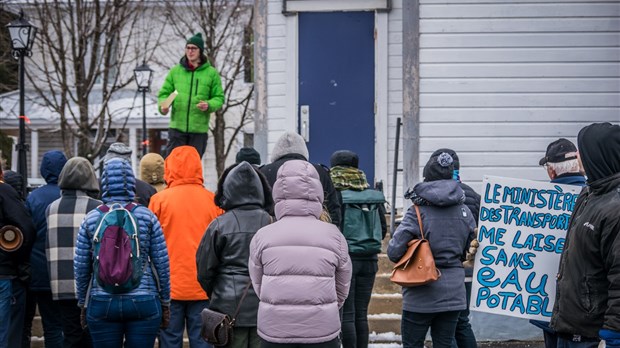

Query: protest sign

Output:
[470, 175, 581, 321]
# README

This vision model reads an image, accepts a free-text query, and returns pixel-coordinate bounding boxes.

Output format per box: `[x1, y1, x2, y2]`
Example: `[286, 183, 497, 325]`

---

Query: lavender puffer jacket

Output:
[249, 160, 351, 344]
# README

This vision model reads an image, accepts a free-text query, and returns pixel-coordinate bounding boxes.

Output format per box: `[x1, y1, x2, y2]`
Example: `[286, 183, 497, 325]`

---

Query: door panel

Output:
[298, 11, 376, 183]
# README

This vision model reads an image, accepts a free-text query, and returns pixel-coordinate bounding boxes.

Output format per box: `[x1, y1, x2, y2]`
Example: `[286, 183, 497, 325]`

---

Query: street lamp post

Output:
[134, 61, 153, 157]
[7, 10, 37, 199]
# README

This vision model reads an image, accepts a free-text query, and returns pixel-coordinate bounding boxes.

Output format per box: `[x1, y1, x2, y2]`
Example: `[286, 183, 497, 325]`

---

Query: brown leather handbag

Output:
[390, 205, 441, 287]
[200, 282, 251, 346]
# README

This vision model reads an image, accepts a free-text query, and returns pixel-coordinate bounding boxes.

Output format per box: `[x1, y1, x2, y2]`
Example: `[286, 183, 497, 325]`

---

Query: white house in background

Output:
[253, 0, 620, 341]
[0, 2, 254, 190]
[253, 0, 620, 210]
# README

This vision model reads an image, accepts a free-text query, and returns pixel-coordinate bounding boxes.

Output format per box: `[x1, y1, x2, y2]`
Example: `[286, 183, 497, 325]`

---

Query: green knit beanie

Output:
[186, 33, 204, 52]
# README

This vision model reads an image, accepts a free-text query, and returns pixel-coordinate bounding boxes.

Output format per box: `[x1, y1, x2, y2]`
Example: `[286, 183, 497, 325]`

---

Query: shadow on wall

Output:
[471, 312, 543, 341]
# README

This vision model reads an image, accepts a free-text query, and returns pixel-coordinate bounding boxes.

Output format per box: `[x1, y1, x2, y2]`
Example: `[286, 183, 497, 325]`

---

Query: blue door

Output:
[298, 11, 376, 183]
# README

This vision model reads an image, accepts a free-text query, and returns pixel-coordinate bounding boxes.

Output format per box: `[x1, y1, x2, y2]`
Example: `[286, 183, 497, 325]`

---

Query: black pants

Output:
[166, 128, 208, 159]
[402, 310, 460, 348]
[56, 299, 92, 348]
[341, 259, 377, 348]
[22, 290, 63, 348]
[452, 281, 477, 348]
[261, 337, 340, 348]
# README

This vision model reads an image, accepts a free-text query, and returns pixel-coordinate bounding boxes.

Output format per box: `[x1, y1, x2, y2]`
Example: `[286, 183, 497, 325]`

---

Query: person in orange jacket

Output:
[149, 146, 223, 348]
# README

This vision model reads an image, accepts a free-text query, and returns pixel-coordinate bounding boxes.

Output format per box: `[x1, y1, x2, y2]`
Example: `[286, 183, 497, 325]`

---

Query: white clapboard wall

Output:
[417, 0, 620, 194]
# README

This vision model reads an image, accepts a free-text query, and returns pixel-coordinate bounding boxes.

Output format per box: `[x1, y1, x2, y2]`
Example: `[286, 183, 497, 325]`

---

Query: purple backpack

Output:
[92, 203, 143, 294]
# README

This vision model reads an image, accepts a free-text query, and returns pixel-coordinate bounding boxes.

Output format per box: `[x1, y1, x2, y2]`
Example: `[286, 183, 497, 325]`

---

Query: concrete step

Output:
[369, 314, 402, 336]
[368, 293, 402, 315]
[32, 315, 43, 338]
[373, 273, 401, 294]
[378, 254, 394, 274]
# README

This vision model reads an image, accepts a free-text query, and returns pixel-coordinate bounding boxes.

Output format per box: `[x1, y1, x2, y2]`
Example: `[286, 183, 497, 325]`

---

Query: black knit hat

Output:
[423, 152, 455, 182]
[186, 33, 205, 53]
[431, 148, 460, 170]
[330, 150, 359, 168]
[539, 138, 578, 166]
[3, 170, 23, 194]
[236, 147, 261, 165]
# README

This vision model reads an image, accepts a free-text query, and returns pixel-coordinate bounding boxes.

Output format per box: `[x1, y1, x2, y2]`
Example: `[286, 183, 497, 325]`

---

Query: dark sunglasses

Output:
[186, 46, 199, 51]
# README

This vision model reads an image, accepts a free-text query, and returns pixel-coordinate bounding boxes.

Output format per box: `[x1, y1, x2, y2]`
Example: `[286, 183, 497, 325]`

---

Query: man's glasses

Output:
[186, 46, 199, 51]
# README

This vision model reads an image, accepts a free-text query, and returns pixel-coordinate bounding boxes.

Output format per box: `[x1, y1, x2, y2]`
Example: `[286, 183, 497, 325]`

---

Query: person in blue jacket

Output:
[23, 150, 67, 347]
[74, 158, 171, 347]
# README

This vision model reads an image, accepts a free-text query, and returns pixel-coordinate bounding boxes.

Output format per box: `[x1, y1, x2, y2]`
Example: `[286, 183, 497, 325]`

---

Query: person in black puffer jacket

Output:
[260, 131, 341, 227]
[196, 161, 273, 348]
[551, 123, 620, 347]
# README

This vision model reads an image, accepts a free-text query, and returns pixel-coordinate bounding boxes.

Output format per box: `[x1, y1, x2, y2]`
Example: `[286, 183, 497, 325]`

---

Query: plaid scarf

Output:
[330, 166, 369, 191]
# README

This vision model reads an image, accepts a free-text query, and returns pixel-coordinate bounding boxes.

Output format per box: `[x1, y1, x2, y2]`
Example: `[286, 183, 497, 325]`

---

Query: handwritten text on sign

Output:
[470, 176, 581, 321]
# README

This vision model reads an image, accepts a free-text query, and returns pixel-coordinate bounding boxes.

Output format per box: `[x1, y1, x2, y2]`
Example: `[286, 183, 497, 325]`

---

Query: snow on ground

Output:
[369, 331, 402, 342]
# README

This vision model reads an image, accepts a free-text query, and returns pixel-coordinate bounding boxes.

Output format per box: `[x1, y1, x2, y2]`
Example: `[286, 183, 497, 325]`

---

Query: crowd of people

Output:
[0, 122, 617, 348]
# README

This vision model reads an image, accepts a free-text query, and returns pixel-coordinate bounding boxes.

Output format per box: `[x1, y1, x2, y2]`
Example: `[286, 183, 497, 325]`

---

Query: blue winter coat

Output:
[25, 150, 67, 291]
[74, 159, 171, 306]
[388, 180, 476, 313]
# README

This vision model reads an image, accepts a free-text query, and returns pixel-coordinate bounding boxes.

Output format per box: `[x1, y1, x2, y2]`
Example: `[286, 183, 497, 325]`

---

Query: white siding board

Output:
[419, 136, 582, 153]
[421, 33, 620, 48]
[266, 60, 286, 73]
[420, 151, 557, 167]
[421, 63, 620, 78]
[421, 78, 620, 93]
[421, 18, 620, 33]
[420, 93, 620, 107]
[421, 3, 620, 18]
[420, 48, 620, 63]
[420, 122, 595, 137]
[267, 1, 282, 14]
[269, 72, 287, 85]
[420, 108, 620, 122]
[268, 37, 287, 49]
[267, 25, 286, 37]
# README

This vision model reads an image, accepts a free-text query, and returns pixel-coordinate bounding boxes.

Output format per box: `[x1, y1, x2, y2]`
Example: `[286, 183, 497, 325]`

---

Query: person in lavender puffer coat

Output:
[249, 160, 352, 347]
[74, 158, 171, 348]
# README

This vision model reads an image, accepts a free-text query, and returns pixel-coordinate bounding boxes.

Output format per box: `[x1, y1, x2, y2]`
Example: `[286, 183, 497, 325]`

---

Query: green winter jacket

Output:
[158, 57, 225, 134]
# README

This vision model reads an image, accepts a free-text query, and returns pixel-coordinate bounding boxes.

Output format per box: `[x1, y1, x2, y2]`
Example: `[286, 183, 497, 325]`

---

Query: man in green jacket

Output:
[158, 33, 225, 159]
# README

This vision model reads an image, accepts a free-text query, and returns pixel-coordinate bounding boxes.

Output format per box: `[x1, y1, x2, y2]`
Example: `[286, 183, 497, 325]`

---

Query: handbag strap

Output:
[413, 205, 425, 239]
[232, 281, 252, 322]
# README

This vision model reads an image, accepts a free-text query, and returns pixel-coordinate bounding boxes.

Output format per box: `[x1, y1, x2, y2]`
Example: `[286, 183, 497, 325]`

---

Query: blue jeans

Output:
[556, 337, 600, 348]
[0, 280, 11, 348]
[452, 281, 477, 348]
[342, 259, 377, 348]
[87, 295, 162, 348]
[402, 310, 460, 348]
[159, 299, 211, 348]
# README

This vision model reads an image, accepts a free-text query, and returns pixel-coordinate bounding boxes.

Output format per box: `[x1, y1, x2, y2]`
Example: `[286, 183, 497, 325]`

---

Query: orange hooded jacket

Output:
[149, 146, 223, 300]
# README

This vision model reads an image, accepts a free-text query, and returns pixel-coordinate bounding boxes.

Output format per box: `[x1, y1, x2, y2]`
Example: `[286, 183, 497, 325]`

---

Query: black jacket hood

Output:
[577, 122, 620, 183]
[219, 162, 265, 210]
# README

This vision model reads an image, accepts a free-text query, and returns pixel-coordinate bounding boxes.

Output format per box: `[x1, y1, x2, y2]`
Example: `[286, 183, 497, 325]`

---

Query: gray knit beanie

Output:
[104, 142, 132, 163]
[270, 131, 309, 163]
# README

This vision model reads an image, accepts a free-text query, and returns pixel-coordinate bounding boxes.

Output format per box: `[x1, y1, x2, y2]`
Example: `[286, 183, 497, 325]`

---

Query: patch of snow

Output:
[368, 313, 402, 319]
[369, 331, 402, 342]
[372, 293, 402, 298]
